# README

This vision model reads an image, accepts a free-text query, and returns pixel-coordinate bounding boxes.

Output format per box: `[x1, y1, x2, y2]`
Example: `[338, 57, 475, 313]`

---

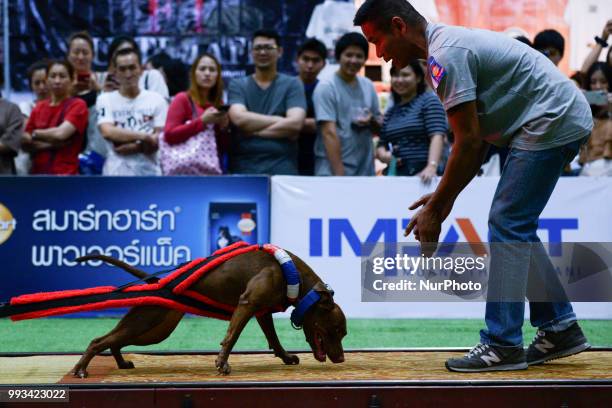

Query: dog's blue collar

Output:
[290, 284, 334, 330]
[290, 289, 321, 329]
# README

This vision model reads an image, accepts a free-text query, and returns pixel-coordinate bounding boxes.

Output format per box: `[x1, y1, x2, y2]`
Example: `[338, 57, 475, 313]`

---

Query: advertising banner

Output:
[271, 176, 612, 318]
[0, 176, 270, 315]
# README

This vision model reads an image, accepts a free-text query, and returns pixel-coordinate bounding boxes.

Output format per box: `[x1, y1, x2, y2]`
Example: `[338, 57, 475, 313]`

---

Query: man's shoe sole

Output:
[445, 361, 528, 373]
[527, 342, 591, 366]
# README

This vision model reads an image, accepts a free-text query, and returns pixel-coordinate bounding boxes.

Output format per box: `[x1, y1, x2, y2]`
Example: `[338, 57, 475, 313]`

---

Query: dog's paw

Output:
[215, 360, 231, 375]
[281, 354, 300, 365]
[73, 368, 88, 379]
[118, 360, 135, 369]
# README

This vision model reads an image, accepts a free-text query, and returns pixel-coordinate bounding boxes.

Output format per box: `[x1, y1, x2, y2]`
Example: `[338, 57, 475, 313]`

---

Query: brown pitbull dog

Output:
[70, 250, 347, 378]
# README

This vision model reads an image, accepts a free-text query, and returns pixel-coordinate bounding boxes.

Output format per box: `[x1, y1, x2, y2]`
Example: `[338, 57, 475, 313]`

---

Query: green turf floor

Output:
[1, 318, 610, 353]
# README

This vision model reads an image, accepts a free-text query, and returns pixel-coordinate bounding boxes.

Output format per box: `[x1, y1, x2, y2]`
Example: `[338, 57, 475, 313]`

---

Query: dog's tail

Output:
[75, 254, 159, 284]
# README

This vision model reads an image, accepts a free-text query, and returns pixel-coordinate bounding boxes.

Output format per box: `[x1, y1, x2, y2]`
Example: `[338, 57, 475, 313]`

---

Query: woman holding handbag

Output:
[161, 53, 229, 175]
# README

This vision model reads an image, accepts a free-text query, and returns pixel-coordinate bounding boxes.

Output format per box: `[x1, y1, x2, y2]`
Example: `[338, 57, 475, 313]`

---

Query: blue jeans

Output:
[480, 137, 587, 347]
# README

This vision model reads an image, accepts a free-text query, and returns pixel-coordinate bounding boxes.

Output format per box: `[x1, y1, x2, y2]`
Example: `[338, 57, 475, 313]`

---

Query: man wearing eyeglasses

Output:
[228, 29, 307, 175]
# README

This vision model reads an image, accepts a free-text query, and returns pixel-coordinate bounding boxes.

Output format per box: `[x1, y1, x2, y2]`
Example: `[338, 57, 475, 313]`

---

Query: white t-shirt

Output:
[96, 89, 168, 176]
[564, 0, 612, 71]
[139, 69, 170, 101]
[18, 100, 35, 118]
[306, 0, 359, 58]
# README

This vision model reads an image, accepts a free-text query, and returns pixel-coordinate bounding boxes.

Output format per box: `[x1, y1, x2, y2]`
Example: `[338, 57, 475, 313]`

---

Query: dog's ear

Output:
[313, 281, 334, 310]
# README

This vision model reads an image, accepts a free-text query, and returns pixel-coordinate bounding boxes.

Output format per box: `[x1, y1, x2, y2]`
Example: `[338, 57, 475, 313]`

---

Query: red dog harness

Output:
[0, 242, 298, 322]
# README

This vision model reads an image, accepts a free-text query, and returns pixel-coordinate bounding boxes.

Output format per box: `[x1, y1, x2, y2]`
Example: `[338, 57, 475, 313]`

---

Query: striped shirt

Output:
[379, 91, 448, 162]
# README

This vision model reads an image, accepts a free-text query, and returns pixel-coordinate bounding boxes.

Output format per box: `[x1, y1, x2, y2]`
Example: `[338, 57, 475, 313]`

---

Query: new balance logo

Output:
[535, 338, 555, 354]
[481, 352, 501, 366]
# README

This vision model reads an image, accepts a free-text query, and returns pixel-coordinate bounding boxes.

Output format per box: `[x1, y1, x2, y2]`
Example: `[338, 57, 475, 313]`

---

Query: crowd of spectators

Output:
[0, 20, 610, 178]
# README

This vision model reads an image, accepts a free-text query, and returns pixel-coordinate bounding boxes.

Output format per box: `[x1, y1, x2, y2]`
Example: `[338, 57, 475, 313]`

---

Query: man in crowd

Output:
[228, 29, 306, 175]
[0, 64, 23, 174]
[312, 32, 381, 176]
[97, 48, 168, 175]
[354, 0, 592, 372]
[296, 38, 327, 176]
[533, 29, 565, 67]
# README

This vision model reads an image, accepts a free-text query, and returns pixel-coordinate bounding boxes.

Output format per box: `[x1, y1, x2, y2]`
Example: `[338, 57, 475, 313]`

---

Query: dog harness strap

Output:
[290, 289, 321, 329]
[1, 241, 301, 322]
[262, 244, 300, 303]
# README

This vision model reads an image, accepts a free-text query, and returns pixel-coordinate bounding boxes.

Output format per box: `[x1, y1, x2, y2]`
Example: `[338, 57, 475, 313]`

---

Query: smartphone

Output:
[583, 90, 608, 106]
[77, 72, 91, 83]
[217, 104, 231, 112]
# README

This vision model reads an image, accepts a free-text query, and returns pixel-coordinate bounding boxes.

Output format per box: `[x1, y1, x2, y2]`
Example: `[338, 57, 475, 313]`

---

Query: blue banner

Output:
[0, 176, 270, 314]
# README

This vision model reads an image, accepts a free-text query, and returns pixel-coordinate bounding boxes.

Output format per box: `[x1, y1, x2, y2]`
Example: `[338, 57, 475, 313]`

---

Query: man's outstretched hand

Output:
[404, 193, 451, 257]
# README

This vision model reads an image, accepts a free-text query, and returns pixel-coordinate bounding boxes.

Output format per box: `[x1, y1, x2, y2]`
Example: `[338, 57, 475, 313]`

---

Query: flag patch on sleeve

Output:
[428, 56, 446, 89]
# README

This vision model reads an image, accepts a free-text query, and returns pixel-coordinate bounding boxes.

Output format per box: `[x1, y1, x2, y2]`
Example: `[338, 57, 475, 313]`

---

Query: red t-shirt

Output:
[163, 91, 228, 158]
[26, 98, 88, 175]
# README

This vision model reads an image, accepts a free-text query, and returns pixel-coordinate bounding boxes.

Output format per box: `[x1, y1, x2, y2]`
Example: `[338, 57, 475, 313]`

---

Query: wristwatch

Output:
[429, 160, 438, 167]
[595, 36, 609, 47]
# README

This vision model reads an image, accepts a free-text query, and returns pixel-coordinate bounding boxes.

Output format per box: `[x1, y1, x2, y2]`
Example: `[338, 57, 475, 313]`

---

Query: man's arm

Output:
[427, 101, 487, 212]
[320, 120, 344, 176]
[228, 104, 283, 134]
[99, 123, 151, 144]
[256, 107, 306, 140]
[302, 118, 317, 134]
[0, 107, 23, 154]
[404, 101, 488, 249]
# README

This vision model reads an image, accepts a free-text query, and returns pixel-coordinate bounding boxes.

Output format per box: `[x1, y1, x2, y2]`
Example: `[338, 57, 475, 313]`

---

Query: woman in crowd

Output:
[101, 35, 169, 100]
[376, 60, 447, 181]
[19, 61, 50, 119]
[22, 60, 88, 175]
[579, 62, 612, 176]
[67, 31, 100, 107]
[162, 53, 229, 175]
[66, 31, 108, 161]
[146, 51, 188, 97]
[16, 61, 50, 174]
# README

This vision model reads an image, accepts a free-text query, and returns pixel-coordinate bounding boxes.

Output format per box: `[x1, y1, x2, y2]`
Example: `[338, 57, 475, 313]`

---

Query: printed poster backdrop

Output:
[270, 176, 612, 319]
[0, 176, 270, 316]
[7, 0, 354, 92]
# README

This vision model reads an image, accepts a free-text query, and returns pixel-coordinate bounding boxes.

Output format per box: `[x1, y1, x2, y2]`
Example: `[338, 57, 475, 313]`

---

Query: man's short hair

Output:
[112, 47, 142, 67]
[533, 29, 565, 57]
[334, 32, 369, 61]
[354, 0, 425, 29]
[107, 35, 139, 67]
[514, 35, 533, 48]
[297, 38, 327, 60]
[252, 29, 281, 47]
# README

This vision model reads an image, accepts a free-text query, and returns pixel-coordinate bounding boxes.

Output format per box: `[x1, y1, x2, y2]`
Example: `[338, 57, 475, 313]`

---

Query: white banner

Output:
[271, 176, 612, 319]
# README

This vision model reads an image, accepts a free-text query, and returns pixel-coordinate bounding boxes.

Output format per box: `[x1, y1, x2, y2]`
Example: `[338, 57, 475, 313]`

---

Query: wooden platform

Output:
[0, 349, 611, 407]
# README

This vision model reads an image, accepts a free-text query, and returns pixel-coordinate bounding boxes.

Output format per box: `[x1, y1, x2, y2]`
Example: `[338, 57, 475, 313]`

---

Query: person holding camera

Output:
[579, 62, 612, 176]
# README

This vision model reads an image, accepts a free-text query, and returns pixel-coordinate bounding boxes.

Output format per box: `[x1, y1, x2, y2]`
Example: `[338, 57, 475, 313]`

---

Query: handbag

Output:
[159, 96, 222, 175]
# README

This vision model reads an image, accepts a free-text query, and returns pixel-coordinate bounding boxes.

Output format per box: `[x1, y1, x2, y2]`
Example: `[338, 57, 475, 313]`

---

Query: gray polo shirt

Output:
[426, 23, 593, 150]
[228, 73, 307, 175]
[313, 73, 379, 176]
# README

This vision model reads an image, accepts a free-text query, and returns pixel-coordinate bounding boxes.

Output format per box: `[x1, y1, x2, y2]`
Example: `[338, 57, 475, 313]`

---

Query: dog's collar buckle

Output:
[289, 289, 321, 330]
